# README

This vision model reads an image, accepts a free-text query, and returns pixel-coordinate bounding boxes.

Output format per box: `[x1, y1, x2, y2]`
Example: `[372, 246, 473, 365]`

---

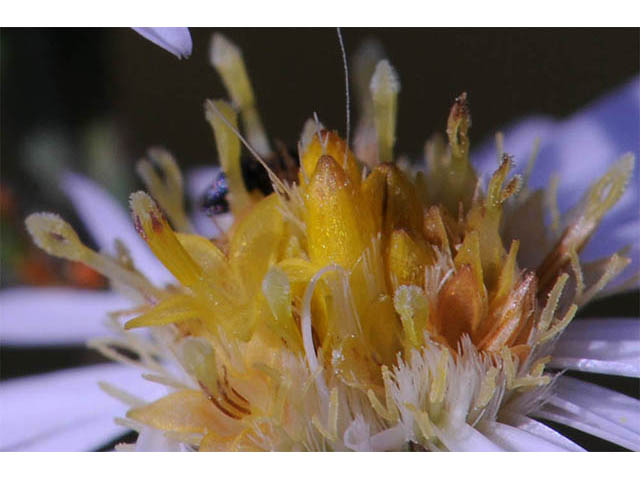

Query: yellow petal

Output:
[387, 229, 434, 291]
[362, 163, 424, 239]
[130, 191, 202, 288]
[300, 130, 361, 188]
[124, 294, 202, 330]
[127, 390, 240, 435]
[423, 205, 451, 257]
[304, 155, 371, 269]
[229, 193, 285, 296]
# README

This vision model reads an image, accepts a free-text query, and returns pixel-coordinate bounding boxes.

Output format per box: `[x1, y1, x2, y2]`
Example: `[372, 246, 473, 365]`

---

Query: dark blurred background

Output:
[1, 28, 639, 450]
[3, 29, 640, 188]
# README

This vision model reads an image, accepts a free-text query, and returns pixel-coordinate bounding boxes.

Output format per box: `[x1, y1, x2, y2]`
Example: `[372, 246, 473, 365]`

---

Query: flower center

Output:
[24, 32, 633, 451]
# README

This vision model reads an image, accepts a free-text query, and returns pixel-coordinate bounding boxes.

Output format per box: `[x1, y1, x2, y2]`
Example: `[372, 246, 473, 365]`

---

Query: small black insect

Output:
[200, 143, 299, 216]
[201, 170, 230, 215]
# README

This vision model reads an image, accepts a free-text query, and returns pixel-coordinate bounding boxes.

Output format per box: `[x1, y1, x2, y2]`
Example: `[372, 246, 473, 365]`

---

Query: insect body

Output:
[201, 171, 230, 215]
[200, 145, 299, 216]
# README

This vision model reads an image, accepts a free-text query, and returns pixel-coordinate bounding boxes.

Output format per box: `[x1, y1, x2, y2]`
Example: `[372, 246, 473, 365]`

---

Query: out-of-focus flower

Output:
[1, 32, 638, 452]
[132, 28, 192, 59]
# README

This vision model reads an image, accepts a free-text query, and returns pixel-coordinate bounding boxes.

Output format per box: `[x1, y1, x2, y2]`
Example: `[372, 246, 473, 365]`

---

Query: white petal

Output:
[369, 424, 405, 451]
[132, 28, 192, 59]
[61, 172, 174, 285]
[135, 427, 182, 452]
[480, 421, 575, 452]
[0, 364, 166, 451]
[437, 423, 504, 452]
[535, 375, 640, 450]
[549, 319, 640, 377]
[0, 287, 132, 346]
[9, 416, 127, 452]
[500, 412, 585, 451]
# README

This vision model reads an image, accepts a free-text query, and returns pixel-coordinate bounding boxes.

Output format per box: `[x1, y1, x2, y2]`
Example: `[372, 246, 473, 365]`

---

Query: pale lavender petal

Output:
[472, 116, 558, 175]
[132, 28, 192, 59]
[61, 172, 174, 285]
[500, 412, 585, 451]
[0, 287, 132, 346]
[473, 77, 640, 286]
[0, 364, 166, 451]
[534, 376, 640, 451]
[549, 319, 640, 377]
[480, 421, 574, 451]
[186, 166, 219, 201]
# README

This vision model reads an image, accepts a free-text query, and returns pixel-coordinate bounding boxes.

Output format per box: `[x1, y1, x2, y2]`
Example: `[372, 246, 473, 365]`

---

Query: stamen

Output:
[500, 347, 516, 390]
[124, 294, 200, 330]
[406, 403, 435, 441]
[25, 212, 157, 297]
[311, 415, 334, 443]
[495, 132, 504, 161]
[328, 387, 339, 441]
[99, 382, 146, 408]
[393, 285, 429, 350]
[429, 349, 449, 409]
[26, 212, 89, 262]
[537, 273, 569, 333]
[370, 59, 400, 164]
[367, 389, 394, 422]
[210, 33, 271, 156]
[130, 191, 202, 288]
[579, 253, 630, 305]
[382, 365, 400, 422]
[353, 39, 384, 125]
[204, 99, 289, 198]
[568, 247, 585, 299]
[537, 154, 634, 292]
[522, 137, 541, 190]
[262, 266, 302, 351]
[546, 174, 561, 235]
[442, 92, 477, 212]
[204, 100, 252, 213]
[475, 367, 499, 410]
[447, 92, 471, 162]
[537, 303, 578, 345]
[137, 147, 193, 233]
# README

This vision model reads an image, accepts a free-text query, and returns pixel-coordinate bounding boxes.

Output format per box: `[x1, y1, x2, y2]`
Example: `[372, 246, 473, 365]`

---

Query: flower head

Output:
[21, 32, 639, 451]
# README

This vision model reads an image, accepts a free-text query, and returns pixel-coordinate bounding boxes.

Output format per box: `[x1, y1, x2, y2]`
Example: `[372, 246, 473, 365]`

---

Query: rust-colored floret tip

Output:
[451, 92, 470, 120]
[130, 191, 165, 239]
